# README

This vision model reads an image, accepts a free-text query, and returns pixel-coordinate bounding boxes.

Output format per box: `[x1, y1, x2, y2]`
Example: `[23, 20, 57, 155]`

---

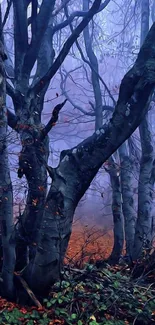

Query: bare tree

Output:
[11, 0, 106, 268]
[23, 21, 155, 293]
[132, 0, 155, 259]
[119, 143, 136, 260]
[0, 0, 155, 298]
[0, 35, 15, 297]
[2, 0, 111, 297]
[105, 156, 124, 263]
[61, 0, 124, 263]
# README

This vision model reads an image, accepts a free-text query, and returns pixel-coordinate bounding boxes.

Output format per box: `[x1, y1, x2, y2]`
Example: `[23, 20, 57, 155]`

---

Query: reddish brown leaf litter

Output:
[65, 222, 113, 267]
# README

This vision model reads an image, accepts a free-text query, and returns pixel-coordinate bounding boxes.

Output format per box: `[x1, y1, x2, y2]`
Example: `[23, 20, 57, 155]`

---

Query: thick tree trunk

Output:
[15, 26, 55, 270]
[132, 115, 154, 259]
[150, 161, 155, 239]
[23, 153, 80, 293]
[132, 0, 154, 260]
[15, 110, 49, 270]
[107, 157, 124, 264]
[0, 42, 15, 298]
[7, 0, 104, 275]
[119, 144, 136, 258]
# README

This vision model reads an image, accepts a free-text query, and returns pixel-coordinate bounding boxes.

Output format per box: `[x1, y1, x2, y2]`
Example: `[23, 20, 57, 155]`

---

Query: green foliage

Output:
[0, 265, 155, 324]
[41, 266, 155, 325]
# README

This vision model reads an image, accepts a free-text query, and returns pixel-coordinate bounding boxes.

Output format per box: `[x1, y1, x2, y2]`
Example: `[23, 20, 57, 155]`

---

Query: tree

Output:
[61, 0, 125, 264]
[0, 39, 15, 299]
[132, 0, 155, 260]
[23, 20, 155, 293]
[1, 0, 155, 299]
[56, 0, 155, 265]
[1, 0, 109, 297]
[119, 142, 136, 260]
[105, 156, 124, 263]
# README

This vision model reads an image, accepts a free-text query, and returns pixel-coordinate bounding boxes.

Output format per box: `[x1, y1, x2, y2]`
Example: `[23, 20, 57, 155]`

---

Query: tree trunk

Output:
[83, 0, 103, 131]
[0, 42, 15, 298]
[150, 161, 155, 239]
[132, 114, 154, 259]
[15, 26, 55, 270]
[132, 0, 154, 260]
[15, 105, 49, 270]
[107, 157, 124, 264]
[23, 152, 81, 293]
[119, 144, 136, 259]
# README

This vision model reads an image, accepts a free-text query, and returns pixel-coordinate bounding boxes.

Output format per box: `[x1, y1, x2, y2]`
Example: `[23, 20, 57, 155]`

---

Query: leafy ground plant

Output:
[0, 264, 155, 325]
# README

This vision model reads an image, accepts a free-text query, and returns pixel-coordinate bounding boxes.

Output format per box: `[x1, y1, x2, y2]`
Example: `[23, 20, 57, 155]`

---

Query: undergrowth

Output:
[0, 264, 155, 325]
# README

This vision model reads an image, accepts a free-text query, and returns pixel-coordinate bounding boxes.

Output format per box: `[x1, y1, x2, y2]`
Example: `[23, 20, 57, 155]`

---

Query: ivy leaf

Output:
[113, 281, 120, 289]
[71, 313, 77, 320]
[78, 321, 83, 325]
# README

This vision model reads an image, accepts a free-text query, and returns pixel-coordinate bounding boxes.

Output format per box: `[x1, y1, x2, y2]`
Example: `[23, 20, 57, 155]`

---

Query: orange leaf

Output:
[38, 186, 45, 191]
[20, 307, 27, 314]
[32, 198, 38, 206]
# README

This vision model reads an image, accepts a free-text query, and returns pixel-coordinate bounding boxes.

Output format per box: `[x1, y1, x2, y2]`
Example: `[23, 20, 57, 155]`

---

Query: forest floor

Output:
[0, 224, 155, 325]
[66, 222, 114, 267]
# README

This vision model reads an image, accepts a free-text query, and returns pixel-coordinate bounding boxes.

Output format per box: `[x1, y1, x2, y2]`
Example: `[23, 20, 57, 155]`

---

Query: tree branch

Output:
[1, 0, 13, 31]
[64, 2, 116, 107]
[4, 45, 15, 84]
[13, 0, 28, 76]
[82, 0, 103, 129]
[31, 0, 38, 42]
[40, 99, 67, 140]
[52, 0, 110, 34]
[30, 19, 55, 99]
[68, 22, 155, 175]
[7, 109, 18, 130]
[51, 0, 70, 18]
[6, 81, 16, 99]
[22, 0, 56, 77]
[60, 67, 114, 116]
[76, 40, 116, 105]
[30, 0, 102, 95]
[15, 274, 42, 308]
[60, 67, 95, 116]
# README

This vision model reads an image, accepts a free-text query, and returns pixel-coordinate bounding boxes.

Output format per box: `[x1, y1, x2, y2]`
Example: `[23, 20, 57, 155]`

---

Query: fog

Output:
[2, 0, 154, 230]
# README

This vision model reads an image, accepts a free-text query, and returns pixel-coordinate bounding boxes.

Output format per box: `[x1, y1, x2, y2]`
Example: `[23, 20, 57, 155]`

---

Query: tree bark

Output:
[83, 0, 103, 131]
[107, 157, 124, 264]
[15, 18, 55, 270]
[119, 144, 136, 258]
[132, 114, 154, 259]
[132, 0, 154, 260]
[15, 119, 49, 269]
[23, 154, 80, 293]
[0, 41, 15, 298]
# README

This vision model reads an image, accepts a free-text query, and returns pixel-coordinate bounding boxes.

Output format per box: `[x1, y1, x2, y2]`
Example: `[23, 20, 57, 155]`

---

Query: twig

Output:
[1, 0, 13, 31]
[15, 274, 42, 308]
[40, 99, 67, 140]
[133, 295, 155, 325]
